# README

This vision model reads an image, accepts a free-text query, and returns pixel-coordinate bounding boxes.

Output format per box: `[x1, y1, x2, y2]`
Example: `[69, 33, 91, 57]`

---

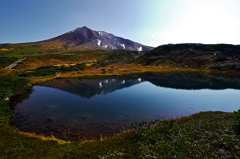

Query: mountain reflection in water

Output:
[38, 77, 144, 99]
[143, 72, 240, 90]
[10, 72, 240, 141]
[38, 72, 240, 99]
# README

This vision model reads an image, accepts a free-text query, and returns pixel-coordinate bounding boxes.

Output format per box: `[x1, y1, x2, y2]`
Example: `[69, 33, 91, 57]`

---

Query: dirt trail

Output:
[5, 57, 26, 71]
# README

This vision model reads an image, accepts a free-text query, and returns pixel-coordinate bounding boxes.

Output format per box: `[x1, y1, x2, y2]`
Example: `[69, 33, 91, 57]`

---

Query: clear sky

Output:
[1, 0, 240, 47]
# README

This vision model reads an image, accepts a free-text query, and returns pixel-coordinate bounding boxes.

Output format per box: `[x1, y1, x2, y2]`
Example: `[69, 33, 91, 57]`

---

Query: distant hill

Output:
[136, 43, 240, 70]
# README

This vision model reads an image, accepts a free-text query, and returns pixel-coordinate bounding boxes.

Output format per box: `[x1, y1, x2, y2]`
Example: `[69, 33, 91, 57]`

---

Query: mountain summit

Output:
[47, 26, 152, 51]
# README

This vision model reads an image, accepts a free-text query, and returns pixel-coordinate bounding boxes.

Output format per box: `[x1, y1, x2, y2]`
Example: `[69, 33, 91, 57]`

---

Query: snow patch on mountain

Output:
[103, 45, 108, 48]
[97, 39, 101, 46]
[137, 46, 142, 51]
[112, 46, 116, 49]
[120, 44, 125, 49]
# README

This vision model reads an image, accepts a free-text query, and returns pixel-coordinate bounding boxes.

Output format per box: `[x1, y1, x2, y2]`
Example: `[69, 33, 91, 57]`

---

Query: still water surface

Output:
[10, 72, 240, 140]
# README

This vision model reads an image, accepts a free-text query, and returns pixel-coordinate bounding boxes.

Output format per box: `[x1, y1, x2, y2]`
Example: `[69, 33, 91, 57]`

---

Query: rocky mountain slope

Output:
[44, 26, 152, 51]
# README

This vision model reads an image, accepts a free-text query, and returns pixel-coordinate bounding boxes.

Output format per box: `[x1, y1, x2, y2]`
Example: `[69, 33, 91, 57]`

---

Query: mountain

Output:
[44, 26, 153, 51]
[135, 43, 240, 70]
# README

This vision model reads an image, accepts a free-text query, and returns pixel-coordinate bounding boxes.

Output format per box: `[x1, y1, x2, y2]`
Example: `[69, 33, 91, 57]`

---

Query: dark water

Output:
[10, 72, 240, 141]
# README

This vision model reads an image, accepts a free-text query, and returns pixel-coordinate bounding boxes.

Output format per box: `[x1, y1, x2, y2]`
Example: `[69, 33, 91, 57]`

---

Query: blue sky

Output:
[1, 0, 240, 47]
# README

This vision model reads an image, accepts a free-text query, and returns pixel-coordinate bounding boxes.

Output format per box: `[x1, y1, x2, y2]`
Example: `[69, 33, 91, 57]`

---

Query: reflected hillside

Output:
[9, 88, 35, 110]
[38, 77, 144, 99]
[141, 72, 240, 90]
[38, 72, 240, 99]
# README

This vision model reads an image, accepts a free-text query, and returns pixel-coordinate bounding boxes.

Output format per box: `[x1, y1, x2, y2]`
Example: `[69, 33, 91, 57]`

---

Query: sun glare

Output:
[161, 0, 240, 44]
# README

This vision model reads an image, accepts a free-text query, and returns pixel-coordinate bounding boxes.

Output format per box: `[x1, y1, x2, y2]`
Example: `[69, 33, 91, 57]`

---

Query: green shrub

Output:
[19, 64, 87, 77]
[97, 150, 124, 159]
[0, 57, 17, 68]
[100, 63, 108, 67]
[75, 64, 86, 70]
[19, 69, 56, 77]
[130, 119, 187, 158]
[36, 66, 57, 70]
[214, 56, 227, 62]
[0, 101, 13, 124]
[234, 109, 240, 135]
[61, 64, 86, 73]
[0, 75, 29, 98]
[194, 45, 216, 51]
[102, 69, 106, 74]
[61, 66, 78, 72]
[19, 66, 59, 77]
[0, 75, 30, 123]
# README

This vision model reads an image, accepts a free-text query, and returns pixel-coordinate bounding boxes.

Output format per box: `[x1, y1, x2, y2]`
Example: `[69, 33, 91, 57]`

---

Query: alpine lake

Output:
[10, 71, 240, 141]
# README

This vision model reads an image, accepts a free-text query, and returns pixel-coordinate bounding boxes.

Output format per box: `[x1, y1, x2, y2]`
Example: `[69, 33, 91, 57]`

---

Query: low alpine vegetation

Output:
[234, 109, 240, 135]
[0, 75, 30, 123]
[131, 119, 188, 158]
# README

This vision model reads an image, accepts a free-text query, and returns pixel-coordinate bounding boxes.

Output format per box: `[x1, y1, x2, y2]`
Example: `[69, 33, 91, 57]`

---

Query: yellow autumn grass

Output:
[80, 139, 97, 144]
[0, 48, 13, 51]
[28, 64, 211, 84]
[19, 131, 70, 144]
[85, 63, 94, 67]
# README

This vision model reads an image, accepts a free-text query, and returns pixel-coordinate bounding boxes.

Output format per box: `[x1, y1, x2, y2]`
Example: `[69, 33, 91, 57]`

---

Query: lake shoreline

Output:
[1, 69, 240, 158]
[10, 70, 240, 141]
[1, 110, 239, 158]
[29, 65, 240, 84]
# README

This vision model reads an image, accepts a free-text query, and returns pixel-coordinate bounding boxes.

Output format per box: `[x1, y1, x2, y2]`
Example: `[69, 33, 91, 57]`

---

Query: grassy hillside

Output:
[0, 43, 90, 58]
[2, 43, 240, 73]
[135, 43, 240, 71]
[0, 44, 145, 84]
[1, 43, 240, 158]
[0, 43, 139, 71]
